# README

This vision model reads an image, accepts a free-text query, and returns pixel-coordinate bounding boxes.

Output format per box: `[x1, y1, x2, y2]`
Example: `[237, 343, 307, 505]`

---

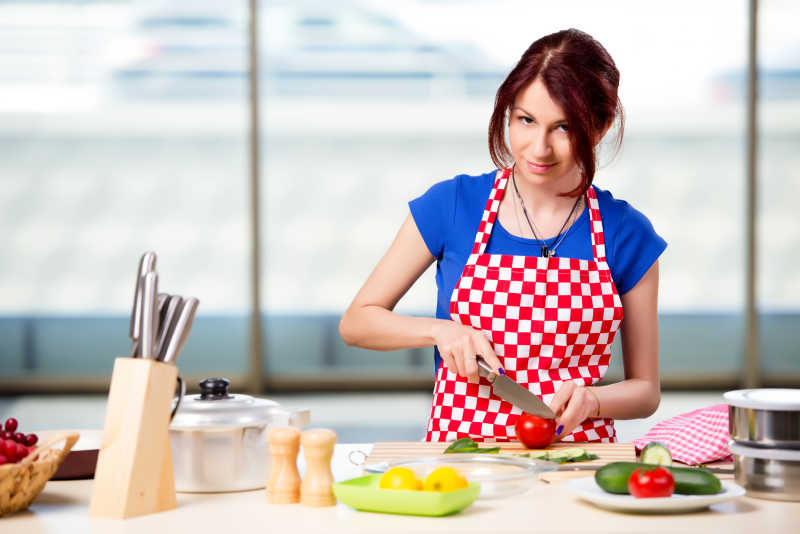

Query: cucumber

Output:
[532, 447, 599, 464]
[547, 448, 587, 461]
[640, 442, 673, 466]
[594, 462, 722, 495]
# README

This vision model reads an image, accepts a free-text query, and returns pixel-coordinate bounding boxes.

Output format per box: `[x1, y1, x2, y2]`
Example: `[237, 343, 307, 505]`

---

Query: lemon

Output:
[379, 467, 422, 490]
[422, 466, 468, 492]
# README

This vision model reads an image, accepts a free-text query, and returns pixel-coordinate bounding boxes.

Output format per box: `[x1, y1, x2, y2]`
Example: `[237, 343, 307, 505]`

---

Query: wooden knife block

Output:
[89, 357, 178, 519]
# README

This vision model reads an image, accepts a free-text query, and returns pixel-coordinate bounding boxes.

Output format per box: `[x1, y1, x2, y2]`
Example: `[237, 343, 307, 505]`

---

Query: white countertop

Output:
[6, 443, 800, 534]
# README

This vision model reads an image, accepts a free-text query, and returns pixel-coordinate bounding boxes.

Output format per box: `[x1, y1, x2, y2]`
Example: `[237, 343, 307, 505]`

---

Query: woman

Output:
[340, 29, 666, 443]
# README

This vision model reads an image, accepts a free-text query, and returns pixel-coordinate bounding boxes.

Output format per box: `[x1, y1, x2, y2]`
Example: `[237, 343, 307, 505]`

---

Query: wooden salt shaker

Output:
[266, 426, 301, 504]
[300, 428, 337, 507]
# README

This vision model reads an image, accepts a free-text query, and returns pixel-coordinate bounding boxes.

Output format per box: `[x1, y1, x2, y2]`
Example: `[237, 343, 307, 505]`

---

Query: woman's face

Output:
[508, 77, 580, 191]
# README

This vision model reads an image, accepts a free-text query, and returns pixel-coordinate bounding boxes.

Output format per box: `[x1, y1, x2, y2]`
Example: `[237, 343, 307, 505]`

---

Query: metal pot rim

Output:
[724, 388, 800, 411]
[730, 440, 800, 461]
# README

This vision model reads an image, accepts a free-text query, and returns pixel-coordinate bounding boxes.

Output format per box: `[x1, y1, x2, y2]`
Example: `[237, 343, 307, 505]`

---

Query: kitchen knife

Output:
[156, 295, 183, 360]
[129, 251, 157, 357]
[139, 271, 159, 359]
[477, 358, 556, 419]
[161, 297, 199, 365]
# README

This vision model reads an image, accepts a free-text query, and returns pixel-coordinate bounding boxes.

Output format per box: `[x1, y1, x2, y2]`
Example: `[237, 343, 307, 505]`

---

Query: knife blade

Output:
[477, 358, 556, 419]
[129, 252, 157, 357]
[161, 297, 199, 365]
[139, 271, 159, 359]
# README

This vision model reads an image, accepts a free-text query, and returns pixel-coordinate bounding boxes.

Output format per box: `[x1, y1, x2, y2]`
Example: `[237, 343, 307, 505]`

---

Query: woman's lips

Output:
[527, 161, 557, 173]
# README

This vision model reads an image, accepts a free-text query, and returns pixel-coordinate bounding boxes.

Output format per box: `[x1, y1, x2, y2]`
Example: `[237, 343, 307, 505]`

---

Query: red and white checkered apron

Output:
[425, 168, 623, 443]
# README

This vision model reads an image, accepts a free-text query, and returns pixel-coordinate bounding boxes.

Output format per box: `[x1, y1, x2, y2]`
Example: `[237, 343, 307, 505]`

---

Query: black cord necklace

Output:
[511, 165, 583, 258]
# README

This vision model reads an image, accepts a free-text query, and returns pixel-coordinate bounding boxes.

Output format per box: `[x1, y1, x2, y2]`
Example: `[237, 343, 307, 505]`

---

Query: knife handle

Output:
[162, 297, 199, 365]
[476, 358, 496, 382]
[140, 272, 159, 359]
[131, 253, 157, 336]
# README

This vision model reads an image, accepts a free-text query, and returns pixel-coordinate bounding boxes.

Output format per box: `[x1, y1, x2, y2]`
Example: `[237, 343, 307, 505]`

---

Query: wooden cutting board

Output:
[367, 441, 636, 483]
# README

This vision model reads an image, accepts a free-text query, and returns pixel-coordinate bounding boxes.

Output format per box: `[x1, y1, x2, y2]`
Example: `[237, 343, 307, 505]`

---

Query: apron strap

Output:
[467, 172, 608, 264]
[467, 168, 510, 264]
[586, 186, 607, 262]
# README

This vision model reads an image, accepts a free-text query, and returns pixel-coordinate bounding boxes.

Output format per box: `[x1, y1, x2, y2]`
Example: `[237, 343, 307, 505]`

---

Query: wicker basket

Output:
[0, 431, 79, 517]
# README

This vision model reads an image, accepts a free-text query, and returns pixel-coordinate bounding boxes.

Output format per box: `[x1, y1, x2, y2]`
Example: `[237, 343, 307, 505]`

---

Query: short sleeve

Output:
[408, 178, 458, 260]
[610, 206, 667, 294]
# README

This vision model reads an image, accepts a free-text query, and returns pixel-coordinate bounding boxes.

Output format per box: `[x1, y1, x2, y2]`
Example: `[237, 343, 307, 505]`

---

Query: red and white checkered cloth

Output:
[633, 404, 733, 465]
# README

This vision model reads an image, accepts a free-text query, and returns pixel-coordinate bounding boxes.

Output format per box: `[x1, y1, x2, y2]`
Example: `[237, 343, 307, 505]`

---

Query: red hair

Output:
[488, 29, 624, 196]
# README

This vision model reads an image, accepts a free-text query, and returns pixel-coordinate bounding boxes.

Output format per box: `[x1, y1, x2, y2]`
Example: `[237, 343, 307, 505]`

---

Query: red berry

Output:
[14, 432, 25, 443]
[4, 418, 18, 433]
[3, 440, 18, 461]
[16, 443, 28, 459]
[25, 434, 38, 447]
[0, 454, 7, 465]
[0, 430, 11, 440]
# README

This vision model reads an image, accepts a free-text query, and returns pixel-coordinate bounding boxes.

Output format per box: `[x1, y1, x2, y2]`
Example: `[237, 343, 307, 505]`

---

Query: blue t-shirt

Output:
[409, 170, 667, 372]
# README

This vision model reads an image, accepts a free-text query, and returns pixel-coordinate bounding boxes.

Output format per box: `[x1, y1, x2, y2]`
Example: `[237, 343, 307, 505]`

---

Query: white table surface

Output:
[5, 443, 800, 534]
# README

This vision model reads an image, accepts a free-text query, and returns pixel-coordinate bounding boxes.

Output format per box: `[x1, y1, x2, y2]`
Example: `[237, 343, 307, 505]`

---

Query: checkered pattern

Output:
[633, 404, 733, 465]
[426, 170, 623, 443]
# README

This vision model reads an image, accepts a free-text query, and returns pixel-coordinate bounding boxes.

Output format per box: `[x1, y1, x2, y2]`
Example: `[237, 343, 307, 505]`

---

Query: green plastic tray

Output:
[333, 474, 480, 516]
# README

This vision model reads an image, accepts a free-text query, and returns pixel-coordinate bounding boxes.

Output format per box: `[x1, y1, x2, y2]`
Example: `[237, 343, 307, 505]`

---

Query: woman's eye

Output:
[519, 116, 533, 125]
[557, 124, 569, 132]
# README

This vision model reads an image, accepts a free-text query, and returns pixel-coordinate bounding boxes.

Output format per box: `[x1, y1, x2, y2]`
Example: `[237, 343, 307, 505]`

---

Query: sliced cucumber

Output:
[548, 448, 588, 460]
[641, 442, 673, 466]
[532, 447, 599, 463]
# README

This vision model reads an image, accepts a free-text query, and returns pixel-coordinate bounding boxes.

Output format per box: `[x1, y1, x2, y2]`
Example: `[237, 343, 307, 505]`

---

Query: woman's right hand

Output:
[431, 320, 504, 383]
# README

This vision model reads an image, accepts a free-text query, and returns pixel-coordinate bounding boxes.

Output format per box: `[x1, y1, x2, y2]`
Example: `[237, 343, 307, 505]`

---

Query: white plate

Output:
[563, 477, 745, 513]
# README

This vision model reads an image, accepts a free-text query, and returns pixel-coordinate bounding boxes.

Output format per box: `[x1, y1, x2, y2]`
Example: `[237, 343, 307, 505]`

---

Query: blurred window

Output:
[260, 0, 756, 386]
[758, 0, 800, 382]
[1, 0, 796, 390]
[0, 0, 250, 383]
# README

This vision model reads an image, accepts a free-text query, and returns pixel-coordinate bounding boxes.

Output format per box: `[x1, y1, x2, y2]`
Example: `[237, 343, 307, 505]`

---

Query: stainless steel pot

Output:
[169, 377, 310, 493]
[730, 441, 800, 501]
[725, 389, 800, 448]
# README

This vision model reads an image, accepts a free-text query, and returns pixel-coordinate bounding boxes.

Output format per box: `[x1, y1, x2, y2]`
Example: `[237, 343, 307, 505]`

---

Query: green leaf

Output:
[444, 446, 479, 454]
[529, 450, 599, 463]
[442, 438, 501, 454]
[443, 438, 478, 453]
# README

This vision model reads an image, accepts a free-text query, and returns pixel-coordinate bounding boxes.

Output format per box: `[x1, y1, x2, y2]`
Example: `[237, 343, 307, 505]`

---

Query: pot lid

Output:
[724, 388, 800, 411]
[170, 377, 283, 429]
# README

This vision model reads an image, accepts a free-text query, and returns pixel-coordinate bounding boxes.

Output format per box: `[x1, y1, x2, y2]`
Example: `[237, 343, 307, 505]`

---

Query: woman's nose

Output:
[530, 129, 551, 160]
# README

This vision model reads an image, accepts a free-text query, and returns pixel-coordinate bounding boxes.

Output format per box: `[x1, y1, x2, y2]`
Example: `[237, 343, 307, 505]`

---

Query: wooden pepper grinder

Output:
[300, 428, 337, 507]
[266, 426, 301, 504]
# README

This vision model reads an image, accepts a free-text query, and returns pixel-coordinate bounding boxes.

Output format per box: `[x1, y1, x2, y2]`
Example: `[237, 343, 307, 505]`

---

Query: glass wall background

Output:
[0, 0, 797, 391]
[758, 0, 800, 380]
[0, 0, 251, 386]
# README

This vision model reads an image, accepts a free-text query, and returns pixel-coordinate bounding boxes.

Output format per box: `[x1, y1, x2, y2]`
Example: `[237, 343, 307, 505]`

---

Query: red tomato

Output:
[628, 467, 675, 498]
[514, 413, 556, 449]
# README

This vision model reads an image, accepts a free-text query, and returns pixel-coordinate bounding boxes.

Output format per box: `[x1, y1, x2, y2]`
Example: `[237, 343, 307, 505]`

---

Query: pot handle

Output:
[288, 408, 311, 428]
[170, 375, 186, 422]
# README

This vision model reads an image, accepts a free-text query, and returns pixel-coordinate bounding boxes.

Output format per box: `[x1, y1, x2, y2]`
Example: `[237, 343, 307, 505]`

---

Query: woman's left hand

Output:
[548, 382, 600, 440]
